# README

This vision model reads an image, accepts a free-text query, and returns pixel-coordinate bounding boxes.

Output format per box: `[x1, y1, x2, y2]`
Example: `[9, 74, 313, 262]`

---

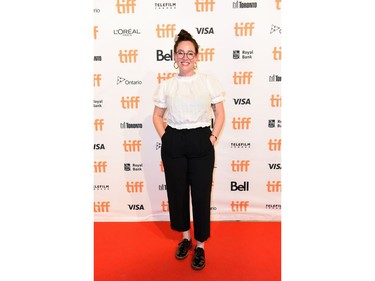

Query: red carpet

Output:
[94, 221, 281, 281]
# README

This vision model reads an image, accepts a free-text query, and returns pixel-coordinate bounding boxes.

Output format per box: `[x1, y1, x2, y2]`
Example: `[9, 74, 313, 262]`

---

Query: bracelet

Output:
[210, 134, 217, 141]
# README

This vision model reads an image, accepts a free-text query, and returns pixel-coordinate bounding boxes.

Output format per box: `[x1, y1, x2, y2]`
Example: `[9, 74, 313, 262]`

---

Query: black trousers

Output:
[161, 125, 214, 242]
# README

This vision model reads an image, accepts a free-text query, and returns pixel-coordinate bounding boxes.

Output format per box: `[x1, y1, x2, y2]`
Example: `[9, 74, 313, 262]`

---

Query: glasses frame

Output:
[175, 50, 196, 60]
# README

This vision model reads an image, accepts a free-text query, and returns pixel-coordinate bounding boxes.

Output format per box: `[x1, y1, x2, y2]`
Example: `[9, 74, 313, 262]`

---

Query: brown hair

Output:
[173, 29, 199, 54]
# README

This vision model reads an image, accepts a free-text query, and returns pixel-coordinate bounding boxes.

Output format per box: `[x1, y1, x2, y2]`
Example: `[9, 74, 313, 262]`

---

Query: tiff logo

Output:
[161, 201, 169, 212]
[268, 139, 281, 151]
[118, 50, 138, 63]
[93, 74, 102, 87]
[232, 117, 251, 129]
[160, 160, 164, 172]
[116, 0, 136, 14]
[123, 140, 141, 152]
[94, 201, 110, 212]
[156, 24, 176, 38]
[270, 94, 282, 107]
[94, 119, 104, 131]
[234, 22, 255, 36]
[198, 48, 215, 62]
[275, 0, 282, 10]
[233, 71, 253, 84]
[157, 72, 175, 83]
[231, 160, 250, 172]
[125, 181, 144, 193]
[195, 0, 215, 12]
[94, 161, 107, 173]
[267, 180, 281, 192]
[272, 47, 282, 60]
[94, 26, 99, 39]
[121, 96, 140, 109]
[231, 201, 249, 212]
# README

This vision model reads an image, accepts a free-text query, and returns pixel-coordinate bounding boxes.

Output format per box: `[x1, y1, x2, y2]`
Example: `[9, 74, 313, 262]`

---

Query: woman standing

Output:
[153, 29, 225, 270]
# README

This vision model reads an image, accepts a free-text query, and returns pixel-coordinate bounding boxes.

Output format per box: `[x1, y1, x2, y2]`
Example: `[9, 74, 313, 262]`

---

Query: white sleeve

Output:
[153, 81, 168, 108]
[206, 74, 225, 104]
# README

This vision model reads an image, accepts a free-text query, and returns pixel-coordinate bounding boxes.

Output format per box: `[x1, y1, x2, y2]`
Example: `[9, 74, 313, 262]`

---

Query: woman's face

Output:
[174, 41, 197, 76]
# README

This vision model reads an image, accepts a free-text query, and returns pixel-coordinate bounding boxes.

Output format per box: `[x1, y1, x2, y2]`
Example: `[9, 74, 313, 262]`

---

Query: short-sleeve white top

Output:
[153, 72, 225, 130]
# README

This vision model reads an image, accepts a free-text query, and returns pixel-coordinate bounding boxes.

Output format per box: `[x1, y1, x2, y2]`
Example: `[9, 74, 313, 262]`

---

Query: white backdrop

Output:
[93, 0, 282, 222]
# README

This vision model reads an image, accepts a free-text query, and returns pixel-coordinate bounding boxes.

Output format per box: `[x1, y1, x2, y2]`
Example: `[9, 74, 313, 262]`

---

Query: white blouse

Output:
[153, 72, 225, 129]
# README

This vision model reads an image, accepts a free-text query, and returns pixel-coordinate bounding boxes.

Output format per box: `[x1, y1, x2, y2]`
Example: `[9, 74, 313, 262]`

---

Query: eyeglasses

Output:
[175, 50, 196, 60]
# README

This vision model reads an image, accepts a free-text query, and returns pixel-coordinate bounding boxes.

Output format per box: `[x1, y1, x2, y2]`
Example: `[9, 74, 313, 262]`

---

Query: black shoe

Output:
[175, 239, 192, 260]
[191, 247, 205, 270]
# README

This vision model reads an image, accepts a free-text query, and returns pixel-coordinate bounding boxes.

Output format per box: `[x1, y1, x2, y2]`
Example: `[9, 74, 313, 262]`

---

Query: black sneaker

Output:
[175, 239, 192, 260]
[191, 247, 205, 270]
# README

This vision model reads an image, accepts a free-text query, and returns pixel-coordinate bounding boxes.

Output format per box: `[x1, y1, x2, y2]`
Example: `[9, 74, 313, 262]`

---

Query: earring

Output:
[173, 62, 178, 69]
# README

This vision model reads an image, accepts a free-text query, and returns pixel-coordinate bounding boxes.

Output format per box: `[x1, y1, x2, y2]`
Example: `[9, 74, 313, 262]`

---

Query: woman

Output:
[153, 29, 225, 270]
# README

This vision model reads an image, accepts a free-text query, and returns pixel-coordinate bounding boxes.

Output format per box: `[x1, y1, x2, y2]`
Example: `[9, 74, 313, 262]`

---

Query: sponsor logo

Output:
[269, 74, 282, 82]
[231, 142, 251, 149]
[196, 27, 214, 34]
[158, 184, 167, 190]
[231, 181, 249, 191]
[93, 99, 103, 108]
[268, 119, 282, 128]
[94, 56, 102, 61]
[233, 1, 257, 8]
[233, 50, 253, 59]
[265, 204, 281, 209]
[270, 24, 282, 34]
[233, 98, 251, 105]
[128, 204, 145, 210]
[93, 185, 110, 191]
[94, 144, 105, 150]
[155, 2, 177, 9]
[124, 163, 143, 171]
[120, 122, 143, 129]
[117, 76, 142, 85]
[156, 49, 173, 61]
[113, 28, 141, 36]
[268, 163, 282, 170]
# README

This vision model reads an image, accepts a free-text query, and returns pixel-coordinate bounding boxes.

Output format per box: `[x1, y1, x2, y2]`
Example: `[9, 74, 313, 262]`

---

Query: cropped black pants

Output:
[161, 125, 214, 242]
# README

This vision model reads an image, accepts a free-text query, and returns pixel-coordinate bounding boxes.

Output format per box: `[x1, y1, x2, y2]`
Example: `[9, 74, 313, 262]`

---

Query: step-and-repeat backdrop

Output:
[93, 0, 281, 222]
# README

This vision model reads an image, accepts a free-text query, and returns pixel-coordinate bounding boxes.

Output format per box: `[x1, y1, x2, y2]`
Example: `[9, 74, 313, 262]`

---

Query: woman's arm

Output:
[153, 106, 167, 138]
[210, 101, 225, 144]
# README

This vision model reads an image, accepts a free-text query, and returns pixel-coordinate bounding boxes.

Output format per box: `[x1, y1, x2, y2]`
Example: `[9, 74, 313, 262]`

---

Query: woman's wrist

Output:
[210, 134, 217, 141]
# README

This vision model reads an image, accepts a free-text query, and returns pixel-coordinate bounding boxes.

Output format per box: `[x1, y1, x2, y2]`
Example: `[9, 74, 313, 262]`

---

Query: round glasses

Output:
[175, 50, 196, 60]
